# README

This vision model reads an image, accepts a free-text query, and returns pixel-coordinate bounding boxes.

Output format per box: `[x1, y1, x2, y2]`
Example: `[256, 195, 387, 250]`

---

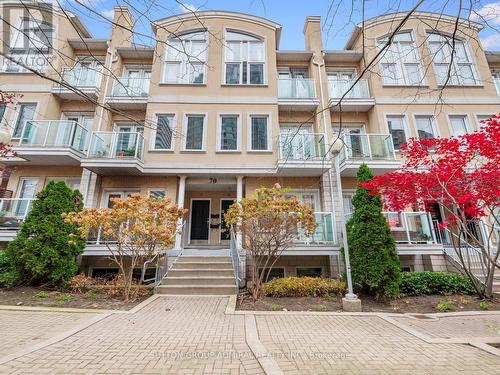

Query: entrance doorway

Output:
[189, 199, 210, 244]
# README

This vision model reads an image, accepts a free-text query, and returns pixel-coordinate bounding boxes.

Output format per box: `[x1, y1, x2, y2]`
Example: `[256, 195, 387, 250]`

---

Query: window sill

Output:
[382, 84, 429, 88]
[221, 84, 268, 87]
[247, 150, 273, 153]
[437, 84, 484, 88]
[148, 149, 175, 153]
[180, 150, 206, 153]
[216, 150, 241, 154]
[159, 82, 207, 86]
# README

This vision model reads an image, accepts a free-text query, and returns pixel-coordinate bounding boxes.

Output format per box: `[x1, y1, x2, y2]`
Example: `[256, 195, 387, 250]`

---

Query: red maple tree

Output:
[364, 114, 500, 298]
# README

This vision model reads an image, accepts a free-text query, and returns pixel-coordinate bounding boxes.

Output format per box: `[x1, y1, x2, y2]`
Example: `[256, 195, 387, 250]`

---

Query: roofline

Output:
[152, 10, 282, 48]
[344, 11, 483, 49]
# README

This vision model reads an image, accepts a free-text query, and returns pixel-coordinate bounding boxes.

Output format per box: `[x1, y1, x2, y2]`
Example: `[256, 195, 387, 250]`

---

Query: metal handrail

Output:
[19, 120, 88, 152]
[230, 227, 242, 284]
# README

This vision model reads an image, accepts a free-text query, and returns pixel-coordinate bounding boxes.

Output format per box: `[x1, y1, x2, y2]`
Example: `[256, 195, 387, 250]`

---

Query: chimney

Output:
[303, 16, 322, 52]
[110, 6, 134, 48]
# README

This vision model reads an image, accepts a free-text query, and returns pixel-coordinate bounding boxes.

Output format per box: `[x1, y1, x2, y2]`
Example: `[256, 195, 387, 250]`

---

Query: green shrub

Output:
[35, 291, 47, 299]
[346, 164, 401, 299]
[435, 300, 454, 312]
[479, 301, 491, 311]
[263, 277, 346, 297]
[400, 272, 475, 296]
[55, 293, 72, 303]
[1, 181, 84, 286]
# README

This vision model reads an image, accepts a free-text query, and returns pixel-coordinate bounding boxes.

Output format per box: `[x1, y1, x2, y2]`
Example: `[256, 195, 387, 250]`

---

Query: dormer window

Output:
[377, 31, 423, 86]
[163, 31, 207, 84]
[427, 33, 479, 86]
[224, 31, 265, 85]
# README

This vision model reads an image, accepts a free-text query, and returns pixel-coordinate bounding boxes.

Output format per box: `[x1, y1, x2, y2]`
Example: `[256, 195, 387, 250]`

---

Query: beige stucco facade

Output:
[0, 3, 499, 278]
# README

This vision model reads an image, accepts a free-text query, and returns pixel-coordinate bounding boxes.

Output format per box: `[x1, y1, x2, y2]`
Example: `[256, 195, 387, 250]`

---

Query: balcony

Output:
[337, 133, 400, 176]
[5, 121, 88, 166]
[298, 212, 336, 244]
[83, 131, 144, 175]
[106, 77, 150, 110]
[51, 67, 101, 100]
[328, 79, 375, 112]
[0, 198, 34, 241]
[277, 132, 328, 176]
[278, 78, 319, 111]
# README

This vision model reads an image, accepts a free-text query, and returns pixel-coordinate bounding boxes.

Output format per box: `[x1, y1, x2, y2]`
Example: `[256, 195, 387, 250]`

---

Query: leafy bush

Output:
[400, 272, 475, 296]
[347, 164, 401, 299]
[479, 301, 491, 311]
[263, 277, 346, 297]
[435, 300, 454, 312]
[1, 181, 84, 286]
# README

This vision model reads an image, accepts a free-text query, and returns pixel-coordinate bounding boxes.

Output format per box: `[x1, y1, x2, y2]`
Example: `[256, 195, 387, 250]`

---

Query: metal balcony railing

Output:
[0, 198, 34, 229]
[297, 212, 335, 244]
[20, 120, 88, 152]
[278, 78, 315, 99]
[88, 131, 144, 160]
[494, 77, 500, 96]
[328, 79, 371, 99]
[279, 133, 326, 160]
[61, 66, 101, 88]
[111, 77, 150, 97]
[339, 133, 396, 162]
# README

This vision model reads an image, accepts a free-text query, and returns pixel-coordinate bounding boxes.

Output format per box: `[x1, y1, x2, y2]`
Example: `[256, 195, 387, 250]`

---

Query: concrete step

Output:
[175, 256, 232, 263]
[172, 261, 233, 270]
[168, 269, 235, 277]
[155, 285, 237, 295]
[162, 276, 236, 286]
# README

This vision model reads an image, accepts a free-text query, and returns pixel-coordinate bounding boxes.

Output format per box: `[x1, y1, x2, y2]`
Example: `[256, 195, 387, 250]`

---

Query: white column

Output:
[236, 176, 244, 249]
[174, 176, 187, 250]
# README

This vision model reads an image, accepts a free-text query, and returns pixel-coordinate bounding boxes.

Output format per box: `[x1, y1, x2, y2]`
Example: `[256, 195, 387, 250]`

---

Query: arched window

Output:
[163, 31, 207, 84]
[224, 31, 265, 85]
[377, 31, 423, 85]
[427, 33, 478, 86]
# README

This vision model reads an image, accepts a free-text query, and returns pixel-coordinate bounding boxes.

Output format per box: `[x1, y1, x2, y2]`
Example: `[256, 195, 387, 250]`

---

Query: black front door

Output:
[190, 200, 210, 241]
[220, 199, 235, 241]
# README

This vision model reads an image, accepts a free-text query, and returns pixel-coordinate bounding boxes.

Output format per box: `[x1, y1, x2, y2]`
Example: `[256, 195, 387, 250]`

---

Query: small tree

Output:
[64, 194, 186, 301]
[347, 164, 401, 299]
[224, 184, 317, 300]
[1, 181, 84, 286]
[364, 115, 500, 299]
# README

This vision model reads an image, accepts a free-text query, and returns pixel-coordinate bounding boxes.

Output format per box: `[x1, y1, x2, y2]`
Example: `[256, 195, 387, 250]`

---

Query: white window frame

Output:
[182, 113, 207, 152]
[223, 29, 266, 85]
[426, 32, 480, 86]
[385, 114, 409, 150]
[16, 177, 39, 198]
[475, 114, 493, 129]
[101, 190, 140, 208]
[162, 30, 207, 84]
[412, 114, 439, 139]
[151, 113, 176, 151]
[377, 30, 425, 86]
[447, 114, 471, 137]
[217, 113, 241, 152]
[45, 177, 81, 191]
[148, 189, 167, 199]
[284, 189, 321, 211]
[248, 113, 272, 152]
[12, 102, 38, 138]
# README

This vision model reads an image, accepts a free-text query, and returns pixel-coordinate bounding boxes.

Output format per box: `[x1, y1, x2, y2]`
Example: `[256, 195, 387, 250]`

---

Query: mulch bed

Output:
[0, 286, 151, 311]
[237, 294, 500, 313]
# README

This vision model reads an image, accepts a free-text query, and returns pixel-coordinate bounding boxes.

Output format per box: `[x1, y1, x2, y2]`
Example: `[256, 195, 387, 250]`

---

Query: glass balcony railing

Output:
[88, 131, 144, 160]
[495, 77, 500, 96]
[0, 198, 34, 229]
[339, 134, 396, 162]
[278, 78, 316, 99]
[112, 77, 150, 97]
[345, 211, 437, 244]
[279, 133, 326, 160]
[20, 120, 88, 152]
[61, 66, 101, 88]
[328, 79, 371, 99]
[384, 212, 436, 244]
[298, 212, 335, 244]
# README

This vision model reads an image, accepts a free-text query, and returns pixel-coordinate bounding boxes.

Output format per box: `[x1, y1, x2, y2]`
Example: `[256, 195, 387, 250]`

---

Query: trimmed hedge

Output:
[400, 272, 475, 296]
[263, 277, 346, 297]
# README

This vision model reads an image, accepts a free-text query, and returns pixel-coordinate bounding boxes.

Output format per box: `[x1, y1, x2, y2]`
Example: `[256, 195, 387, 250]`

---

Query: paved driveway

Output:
[0, 296, 499, 374]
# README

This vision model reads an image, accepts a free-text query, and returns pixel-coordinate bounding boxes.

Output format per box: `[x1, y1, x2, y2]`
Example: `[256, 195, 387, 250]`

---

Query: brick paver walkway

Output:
[0, 310, 99, 357]
[392, 314, 500, 339]
[0, 297, 500, 374]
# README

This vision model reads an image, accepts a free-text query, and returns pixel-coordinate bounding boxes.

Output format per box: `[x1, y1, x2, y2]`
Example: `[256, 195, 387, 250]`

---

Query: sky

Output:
[62, 0, 500, 50]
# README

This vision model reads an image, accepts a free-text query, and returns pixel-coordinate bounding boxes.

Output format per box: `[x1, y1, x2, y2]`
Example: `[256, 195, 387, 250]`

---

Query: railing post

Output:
[43, 121, 51, 147]
[366, 134, 373, 160]
[403, 213, 411, 244]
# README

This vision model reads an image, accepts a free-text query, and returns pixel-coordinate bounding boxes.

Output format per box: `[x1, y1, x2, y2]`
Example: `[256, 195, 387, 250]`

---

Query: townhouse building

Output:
[0, 2, 499, 290]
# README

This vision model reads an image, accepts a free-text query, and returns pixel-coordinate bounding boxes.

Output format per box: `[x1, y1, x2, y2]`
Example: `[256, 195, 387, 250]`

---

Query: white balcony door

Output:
[280, 125, 312, 159]
[328, 70, 356, 97]
[15, 178, 38, 216]
[125, 68, 151, 95]
[75, 58, 103, 86]
[62, 114, 93, 149]
[333, 125, 365, 158]
[115, 124, 143, 156]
